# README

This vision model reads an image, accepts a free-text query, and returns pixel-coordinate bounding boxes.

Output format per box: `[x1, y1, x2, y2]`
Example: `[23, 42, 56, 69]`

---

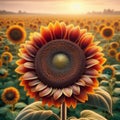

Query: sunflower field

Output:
[0, 14, 120, 120]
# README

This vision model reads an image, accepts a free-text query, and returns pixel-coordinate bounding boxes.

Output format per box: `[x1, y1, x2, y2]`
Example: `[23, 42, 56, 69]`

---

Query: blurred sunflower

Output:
[1, 87, 20, 105]
[6, 25, 26, 44]
[4, 46, 10, 51]
[115, 52, 120, 62]
[1, 51, 13, 63]
[110, 42, 119, 49]
[100, 26, 114, 40]
[101, 65, 115, 78]
[0, 68, 8, 78]
[16, 21, 106, 108]
[108, 48, 117, 57]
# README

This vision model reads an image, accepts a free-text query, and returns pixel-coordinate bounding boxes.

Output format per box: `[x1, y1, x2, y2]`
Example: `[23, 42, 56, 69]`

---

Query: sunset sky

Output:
[0, 0, 120, 14]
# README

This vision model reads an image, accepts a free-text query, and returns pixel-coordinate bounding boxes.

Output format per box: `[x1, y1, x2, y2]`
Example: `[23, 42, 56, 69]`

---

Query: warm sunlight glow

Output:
[68, 1, 84, 14]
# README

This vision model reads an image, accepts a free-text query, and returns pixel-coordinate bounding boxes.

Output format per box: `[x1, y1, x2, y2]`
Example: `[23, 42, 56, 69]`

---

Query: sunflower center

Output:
[10, 29, 22, 41]
[35, 40, 86, 88]
[6, 92, 15, 100]
[103, 29, 112, 37]
[52, 53, 70, 69]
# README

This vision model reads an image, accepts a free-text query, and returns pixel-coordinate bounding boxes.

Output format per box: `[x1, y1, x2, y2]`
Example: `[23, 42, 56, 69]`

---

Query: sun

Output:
[68, 1, 83, 14]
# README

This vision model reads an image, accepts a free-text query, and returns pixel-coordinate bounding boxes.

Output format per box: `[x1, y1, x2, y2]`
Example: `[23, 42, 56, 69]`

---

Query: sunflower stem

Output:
[61, 102, 67, 120]
[11, 104, 15, 111]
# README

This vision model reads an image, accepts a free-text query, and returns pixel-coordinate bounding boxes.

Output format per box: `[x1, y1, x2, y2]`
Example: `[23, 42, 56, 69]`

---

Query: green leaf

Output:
[15, 102, 27, 109]
[114, 81, 120, 87]
[113, 88, 120, 97]
[112, 64, 120, 70]
[0, 107, 9, 115]
[15, 101, 60, 120]
[85, 88, 112, 115]
[6, 111, 18, 120]
[80, 110, 107, 120]
[100, 74, 112, 79]
[100, 80, 109, 86]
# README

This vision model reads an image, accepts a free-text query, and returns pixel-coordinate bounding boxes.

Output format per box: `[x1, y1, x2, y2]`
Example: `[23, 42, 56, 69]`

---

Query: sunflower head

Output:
[100, 26, 114, 40]
[115, 52, 120, 62]
[98, 24, 105, 32]
[110, 42, 119, 49]
[1, 52, 13, 63]
[0, 68, 8, 78]
[16, 21, 106, 108]
[1, 87, 20, 105]
[6, 25, 26, 44]
[4, 46, 10, 51]
[101, 65, 115, 78]
[108, 48, 117, 57]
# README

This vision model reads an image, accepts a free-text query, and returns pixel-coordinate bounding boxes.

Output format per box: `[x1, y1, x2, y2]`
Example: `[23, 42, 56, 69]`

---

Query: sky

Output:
[0, 0, 120, 14]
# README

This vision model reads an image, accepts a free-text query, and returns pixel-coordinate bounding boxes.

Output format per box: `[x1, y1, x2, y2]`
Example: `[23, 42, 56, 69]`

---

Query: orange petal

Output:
[65, 97, 72, 108]
[85, 46, 100, 58]
[35, 82, 47, 91]
[81, 75, 93, 85]
[24, 62, 35, 69]
[85, 86, 94, 94]
[40, 26, 53, 42]
[39, 87, 52, 97]
[21, 53, 34, 62]
[53, 89, 63, 100]
[22, 72, 38, 80]
[98, 58, 106, 65]
[71, 85, 80, 95]
[71, 98, 77, 108]
[84, 69, 99, 77]
[64, 24, 74, 39]
[92, 78, 99, 87]
[76, 80, 86, 86]
[74, 88, 88, 102]
[60, 22, 67, 38]
[53, 21, 62, 39]
[16, 59, 26, 65]
[68, 26, 80, 42]
[48, 23, 55, 39]
[79, 29, 87, 38]
[86, 59, 99, 68]
[79, 34, 94, 49]
[15, 64, 28, 74]
[32, 33, 46, 48]
[25, 44, 37, 57]
[28, 79, 40, 87]
[62, 87, 72, 97]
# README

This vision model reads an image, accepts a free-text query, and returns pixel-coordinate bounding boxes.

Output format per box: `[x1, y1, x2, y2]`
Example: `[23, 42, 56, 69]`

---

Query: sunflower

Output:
[115, 52, 120, 62]
[15, 21, 106, 108]
[100, 26, 114, 40]
[101, 65, 115, 78]
[1, 87, 20, 105]
[0, 68, 8, 78]
[98, 24, 105, 32]
[110, 42, 119, 49]
[1, 52, 13, 63]
[4, 46, 10, 51]
[6, 25, 26, 44]
[108, 48, 117, 57]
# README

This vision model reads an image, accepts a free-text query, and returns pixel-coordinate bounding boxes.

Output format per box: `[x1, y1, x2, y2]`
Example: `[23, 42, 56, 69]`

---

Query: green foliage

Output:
[86, 88, 112, 115]
[15, 101, 60, 120]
